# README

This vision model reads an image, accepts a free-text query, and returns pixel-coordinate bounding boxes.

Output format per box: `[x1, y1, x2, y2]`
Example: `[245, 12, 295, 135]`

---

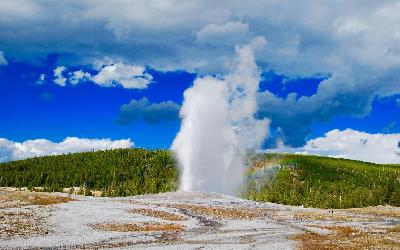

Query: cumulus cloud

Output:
[117, 97, 180, 124]
[92, 63, 152, 89]
[0, 50, 7, 65]
[70, 70, 91, 85]
[51, 63, 152, 89]
[53, 66, 67, 86]
[0, 137, 133, 163]
[270, 129, 400, 164]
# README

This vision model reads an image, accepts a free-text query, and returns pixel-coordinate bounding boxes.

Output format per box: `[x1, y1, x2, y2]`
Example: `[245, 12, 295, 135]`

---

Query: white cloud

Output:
[0, 50, 7, 65]
[0, 1, 41, 21]
[334, 18, 368, 35]
[91, 63, 152, 89]
[2, 1, 399, 74]
[70, 70, 91, 85]
[53, 66, 67, 86]
[270, 129, 400, 164]
[2, 1, 400, 79]
[52, 63, 153, 89]
[196, 21, 250, 45]
[0, 137, 134, 163]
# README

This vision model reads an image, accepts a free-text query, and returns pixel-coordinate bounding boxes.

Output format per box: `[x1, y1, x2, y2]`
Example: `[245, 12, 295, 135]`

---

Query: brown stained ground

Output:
[70, 232, 183, 249]
[92, 222, 185, 233]
[172, 204, 269, 220]
[27, 195, 75, 206]
[1, 188, 400, 249]
[292, 210, 378, 222]
[0, 209, 51, 238]
[131, 208, 188, 221]
[387, 224, 400, 233]
[0, 188, 76, 208]
[343, 206, 400, 219]
[293, 226, 400, 250]
[0, 188, 75, 239]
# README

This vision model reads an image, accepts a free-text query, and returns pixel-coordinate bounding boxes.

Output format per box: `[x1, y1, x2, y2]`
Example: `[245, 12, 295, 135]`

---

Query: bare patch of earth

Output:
[0, 188, 76, 240]
[293, 225, 400, 249]
[130, 208, 188, 221]
[0, 188, 399, 249]
[93, 222, 185, 233]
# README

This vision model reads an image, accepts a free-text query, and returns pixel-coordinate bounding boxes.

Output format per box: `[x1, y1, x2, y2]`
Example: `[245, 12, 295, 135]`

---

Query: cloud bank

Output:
[271, 129, 400, 164]
[0, 137, 133, 163]
[1, 1, 399, 74]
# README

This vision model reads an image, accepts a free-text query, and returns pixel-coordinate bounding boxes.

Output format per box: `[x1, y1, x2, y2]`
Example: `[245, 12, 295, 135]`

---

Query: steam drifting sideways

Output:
[172, 37, 270, 195]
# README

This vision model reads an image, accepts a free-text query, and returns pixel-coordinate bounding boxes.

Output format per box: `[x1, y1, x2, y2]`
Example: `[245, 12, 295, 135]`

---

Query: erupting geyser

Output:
[172, 37, 270, 195]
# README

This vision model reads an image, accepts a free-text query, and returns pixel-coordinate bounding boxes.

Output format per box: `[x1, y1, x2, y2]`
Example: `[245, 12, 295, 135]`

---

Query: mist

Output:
[172, 37, 270, 195]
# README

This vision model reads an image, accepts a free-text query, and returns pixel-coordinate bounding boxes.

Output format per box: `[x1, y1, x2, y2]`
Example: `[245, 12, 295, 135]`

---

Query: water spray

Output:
[172, 37, 270, 195]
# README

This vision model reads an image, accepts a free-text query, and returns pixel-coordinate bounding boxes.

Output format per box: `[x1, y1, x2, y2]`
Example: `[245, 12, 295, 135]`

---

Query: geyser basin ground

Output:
[1, 188, 399, 249]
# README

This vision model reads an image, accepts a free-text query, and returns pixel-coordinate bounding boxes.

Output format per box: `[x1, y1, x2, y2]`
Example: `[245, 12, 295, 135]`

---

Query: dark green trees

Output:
[244, 154, 400, 208]
[0, 148, 178, 196]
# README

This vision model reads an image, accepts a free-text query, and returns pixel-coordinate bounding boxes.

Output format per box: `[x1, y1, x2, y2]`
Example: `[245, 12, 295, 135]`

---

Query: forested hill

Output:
[1, 149, 399, 208]
[244, 154, 400, 208]
[0, 148, 178, 196]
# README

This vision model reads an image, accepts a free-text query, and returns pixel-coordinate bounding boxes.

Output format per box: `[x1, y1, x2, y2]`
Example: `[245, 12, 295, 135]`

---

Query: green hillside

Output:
[244, 154, 400, 208]
[0, 149, 399, 208]
[0, 148, 178, 196]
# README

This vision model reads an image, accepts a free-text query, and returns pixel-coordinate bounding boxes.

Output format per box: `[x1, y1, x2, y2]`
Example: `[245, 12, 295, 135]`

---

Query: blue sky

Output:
[0, 59, 194, 148]
[1, 58, 398, 149]
[0, 1, 399, 163]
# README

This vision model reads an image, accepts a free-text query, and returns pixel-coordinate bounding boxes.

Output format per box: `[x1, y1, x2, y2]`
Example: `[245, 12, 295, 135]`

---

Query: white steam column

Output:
[172, 37, 270, 195]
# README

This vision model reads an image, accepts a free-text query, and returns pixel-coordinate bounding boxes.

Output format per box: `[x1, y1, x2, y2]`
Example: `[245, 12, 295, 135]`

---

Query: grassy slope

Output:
[0, 149, 399, 208]
[244, 154, 400, 208]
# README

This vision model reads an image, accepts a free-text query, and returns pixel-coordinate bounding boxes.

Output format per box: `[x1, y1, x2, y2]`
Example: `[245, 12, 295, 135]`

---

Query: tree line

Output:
[0, 148, 178, 196]
[1, 149, 399, 208]
[244, 154, 400, 208]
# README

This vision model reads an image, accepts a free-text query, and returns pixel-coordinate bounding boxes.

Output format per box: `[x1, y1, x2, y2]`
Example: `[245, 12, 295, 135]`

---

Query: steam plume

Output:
[172, 37, 270, 195]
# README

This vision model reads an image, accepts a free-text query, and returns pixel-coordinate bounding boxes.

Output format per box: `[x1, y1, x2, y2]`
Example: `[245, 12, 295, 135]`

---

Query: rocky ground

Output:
[0, 187, 399, 249]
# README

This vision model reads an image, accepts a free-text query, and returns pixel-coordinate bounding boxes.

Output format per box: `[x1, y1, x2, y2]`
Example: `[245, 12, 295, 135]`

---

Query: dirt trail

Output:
[0, 188, 399, 249]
